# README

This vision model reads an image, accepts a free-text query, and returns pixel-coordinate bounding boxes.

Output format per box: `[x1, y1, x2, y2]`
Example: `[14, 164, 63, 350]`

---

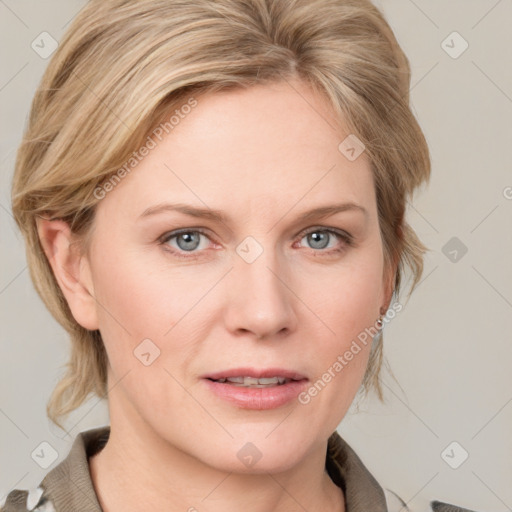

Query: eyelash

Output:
[158, 226, 354, 260]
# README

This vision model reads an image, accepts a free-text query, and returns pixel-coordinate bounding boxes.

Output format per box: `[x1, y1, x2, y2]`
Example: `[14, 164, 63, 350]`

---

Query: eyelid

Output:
[158, 227, 213, 246]
[158, 225, 353, 258]
[158, 227, 216, 260]
[297, 225, 353, 243]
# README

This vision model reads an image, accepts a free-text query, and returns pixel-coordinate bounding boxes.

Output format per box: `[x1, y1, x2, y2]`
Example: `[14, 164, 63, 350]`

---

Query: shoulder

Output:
[327, 429, 482, 512]
[384, 487, 483, 512]
[1, 486, 56, 512]
[1, 426, 109, 512]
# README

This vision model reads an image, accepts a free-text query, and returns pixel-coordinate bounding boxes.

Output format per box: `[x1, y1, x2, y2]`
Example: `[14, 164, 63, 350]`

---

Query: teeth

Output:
[227, 377, 247, 384]
[213, 376, 291, 387]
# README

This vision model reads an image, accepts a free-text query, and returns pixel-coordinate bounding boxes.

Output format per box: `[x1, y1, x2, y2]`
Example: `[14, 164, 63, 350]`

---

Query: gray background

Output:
[1, 1, 511, 510]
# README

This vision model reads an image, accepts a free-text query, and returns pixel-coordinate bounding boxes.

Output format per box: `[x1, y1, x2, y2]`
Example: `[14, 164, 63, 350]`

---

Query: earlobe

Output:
[36, 217, 99, 331]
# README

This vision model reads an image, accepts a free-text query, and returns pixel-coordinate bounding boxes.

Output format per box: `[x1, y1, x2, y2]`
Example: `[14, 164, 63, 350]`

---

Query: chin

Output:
[211, 448, 306, 475]
[192, 429, 311, 475]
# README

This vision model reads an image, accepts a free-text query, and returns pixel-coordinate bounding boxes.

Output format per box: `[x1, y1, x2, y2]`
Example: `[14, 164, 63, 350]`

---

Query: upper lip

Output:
[203, 367, 308, 381]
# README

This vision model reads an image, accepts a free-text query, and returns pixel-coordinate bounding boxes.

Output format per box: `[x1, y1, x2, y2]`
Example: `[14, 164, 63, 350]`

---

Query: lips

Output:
[202, 368, 309, 410]
[202, 367, 308, 382]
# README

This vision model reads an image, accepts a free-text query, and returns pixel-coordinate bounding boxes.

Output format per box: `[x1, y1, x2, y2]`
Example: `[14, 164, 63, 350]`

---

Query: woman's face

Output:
[78, 79, 392, 472]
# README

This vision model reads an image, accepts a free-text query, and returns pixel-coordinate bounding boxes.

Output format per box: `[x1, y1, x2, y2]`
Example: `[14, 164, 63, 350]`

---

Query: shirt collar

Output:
[40, 426, 388, 512]
[327, 430, 388, 511]
[40, 426, 107, 512]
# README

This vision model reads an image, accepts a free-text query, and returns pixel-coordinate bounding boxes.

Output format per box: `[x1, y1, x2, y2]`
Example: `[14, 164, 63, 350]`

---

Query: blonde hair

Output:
[11, 0, 430, 429]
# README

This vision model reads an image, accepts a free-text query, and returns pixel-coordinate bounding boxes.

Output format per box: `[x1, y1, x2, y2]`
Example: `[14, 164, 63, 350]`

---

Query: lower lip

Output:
[203, 379, 309, 410]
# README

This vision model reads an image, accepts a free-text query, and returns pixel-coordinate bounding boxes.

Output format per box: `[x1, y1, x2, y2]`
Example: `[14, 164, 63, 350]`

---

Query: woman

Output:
[3, 0, 480, 511]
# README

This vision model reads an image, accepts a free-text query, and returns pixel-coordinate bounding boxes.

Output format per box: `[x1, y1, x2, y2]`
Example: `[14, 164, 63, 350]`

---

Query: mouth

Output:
[203, 368, 308, 388]
[207, 376, 296, 388]
[201, 367, 309, 409]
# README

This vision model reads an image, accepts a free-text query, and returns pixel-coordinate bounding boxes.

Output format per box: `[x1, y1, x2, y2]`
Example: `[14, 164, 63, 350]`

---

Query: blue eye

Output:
[297, 227, 353, 254]
[159, 226, 353, 260]
[160, 229, 209, 258]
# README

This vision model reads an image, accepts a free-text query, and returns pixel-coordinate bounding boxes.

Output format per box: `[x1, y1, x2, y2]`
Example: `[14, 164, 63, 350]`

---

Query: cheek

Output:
[92, 239, 185, 327]
[87, 247, 170, 368]
[90, 248, 217, 367]
[89, 252, 201, 410]
[309, 250, 384, 341]
[300, 250, 384, 409]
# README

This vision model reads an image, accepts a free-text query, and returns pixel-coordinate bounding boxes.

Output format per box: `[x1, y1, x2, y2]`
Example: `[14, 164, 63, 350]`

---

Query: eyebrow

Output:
[138, 201, 367, 224]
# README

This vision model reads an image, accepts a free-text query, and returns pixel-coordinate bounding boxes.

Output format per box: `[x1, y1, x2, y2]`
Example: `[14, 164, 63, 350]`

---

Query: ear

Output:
[36, 217, 99, 330]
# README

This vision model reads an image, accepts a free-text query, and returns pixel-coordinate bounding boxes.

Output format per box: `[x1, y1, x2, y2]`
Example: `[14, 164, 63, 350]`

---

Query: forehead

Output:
[96, 80, 376, 223]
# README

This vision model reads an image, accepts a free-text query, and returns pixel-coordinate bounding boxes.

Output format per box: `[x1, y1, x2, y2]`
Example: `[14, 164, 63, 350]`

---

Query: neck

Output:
[89, 417, 345, 512]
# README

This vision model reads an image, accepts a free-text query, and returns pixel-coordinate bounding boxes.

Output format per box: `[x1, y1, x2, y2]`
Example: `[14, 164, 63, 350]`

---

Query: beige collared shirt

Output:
[1, 426, 478, 512]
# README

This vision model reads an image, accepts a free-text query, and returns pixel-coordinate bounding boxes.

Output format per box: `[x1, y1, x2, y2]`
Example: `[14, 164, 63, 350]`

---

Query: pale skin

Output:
[38, 78, 395, 512]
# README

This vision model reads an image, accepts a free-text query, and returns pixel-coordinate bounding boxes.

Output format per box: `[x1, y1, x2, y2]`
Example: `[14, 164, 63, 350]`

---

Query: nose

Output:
[223, 243, 298, 341]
